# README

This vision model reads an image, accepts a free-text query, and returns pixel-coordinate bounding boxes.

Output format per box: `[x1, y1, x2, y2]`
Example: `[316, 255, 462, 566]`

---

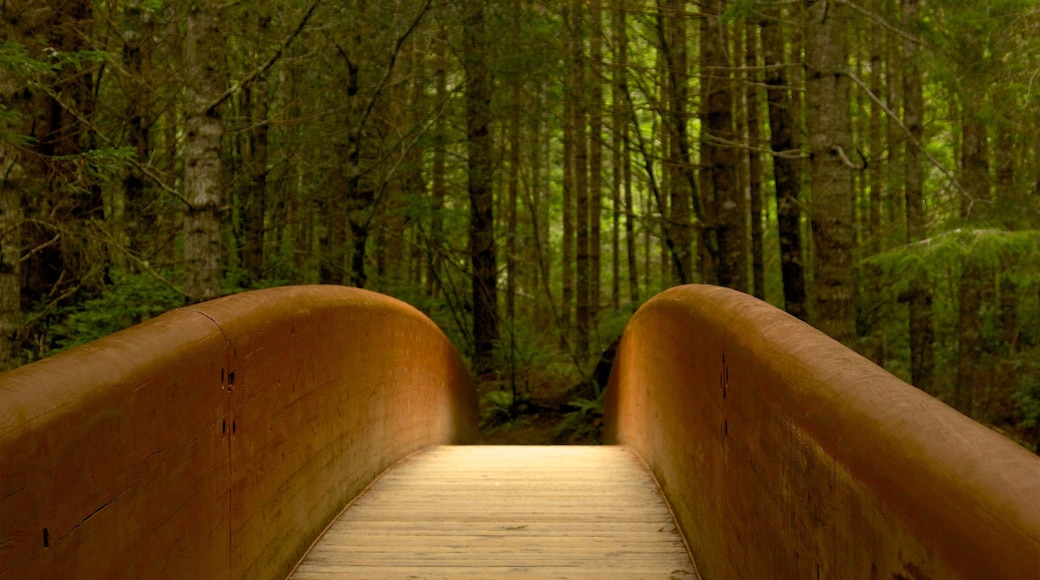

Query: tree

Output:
[701, 0, 746, 291]
[745, 18, 765, 300]
[0, 35, 29, 368]
[902, 0, 935, 392]
[183, 0, 228, 303]
[760, 5, 808, 320]
[462, 0, 498, 374]
[805, 0, 857, 343]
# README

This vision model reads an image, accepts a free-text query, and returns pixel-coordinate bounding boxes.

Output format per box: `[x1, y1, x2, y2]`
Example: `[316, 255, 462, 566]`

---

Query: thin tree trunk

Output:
[573, 3, 591, 361]
[996, 124, 1018, 423]
[663, 0, 692, 285]
[746, 18, 765, 300]
[507, 1, 521, 322]
[760, 6, 807, 320]
[242, 77, 269, 282]
[610, 7, 622, 310]
[0, 4, 27, 369]
[589, 0, 604, 322]
[561, 3, 575, 343]
[865, 3, 885, 366]
[122, 0, 155, 265]
[902, 0, 934, 392]
[613, 0, 637, 305]
[956, 114, 990, 414]
[463, 0, 498, 374]
[428, 29, 448, 298]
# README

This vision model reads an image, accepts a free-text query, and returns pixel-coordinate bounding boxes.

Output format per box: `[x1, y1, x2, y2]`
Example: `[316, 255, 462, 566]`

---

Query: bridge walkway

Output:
[290, 445, 698, 579]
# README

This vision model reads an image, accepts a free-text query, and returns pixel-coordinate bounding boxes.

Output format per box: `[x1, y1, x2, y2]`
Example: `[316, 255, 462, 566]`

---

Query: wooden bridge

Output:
[2, 285, 1039, 579]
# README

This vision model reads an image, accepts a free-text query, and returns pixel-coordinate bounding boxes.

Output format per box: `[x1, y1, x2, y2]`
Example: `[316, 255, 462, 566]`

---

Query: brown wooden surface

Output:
[605, 284, 1040, 580]
[291, 445, 698, 579]
[0, 286, 477, 580]
[0, 309, 230, 580]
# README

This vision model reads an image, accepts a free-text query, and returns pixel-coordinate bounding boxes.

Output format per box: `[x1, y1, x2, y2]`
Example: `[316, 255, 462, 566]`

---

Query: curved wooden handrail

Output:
[0, 286, 477, 580]
[605, 284, 1040, 579]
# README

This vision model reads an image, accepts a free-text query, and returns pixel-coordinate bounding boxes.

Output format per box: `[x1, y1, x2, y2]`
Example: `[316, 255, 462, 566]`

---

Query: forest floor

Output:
[474, 370, 603, 445]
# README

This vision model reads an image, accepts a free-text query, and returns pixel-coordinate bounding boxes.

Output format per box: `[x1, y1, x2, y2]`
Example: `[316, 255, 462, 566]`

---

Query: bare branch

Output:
[206, 0, 324, 113]
[843, 69, 969, 200]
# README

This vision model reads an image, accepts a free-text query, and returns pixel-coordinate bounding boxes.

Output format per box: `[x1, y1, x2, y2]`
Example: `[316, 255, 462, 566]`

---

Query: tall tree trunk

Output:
[0, 3, 30, 369]
[573, 4, 591, 361]
[19, 0, 105, 307]
[507, 1, 521, 322]
[122, 0, 155, 264]
[0, 165, 19, 369]
[746, 19, 765, 300]
[244, 1, 274, 284]
[0, 80, 23, 369]
[956, 114, 990, 414]
[561, 3, 575, 343]
[865, 2, 885, 366]
[428, 28, 448, 298]
[760, 6, 807, 320]
[612, 0, 638, 304]
[702, 0, 745, 290]
[902, 0, 935, 392]
[241, 77, 269, 283]
[663, 0, 692, 285]
[589, 0, 604, 323]
[184, 0, 228, 303]
[995, 123, 1018, 423]
[805, 0, 857, 343]
[463, 0, 498, 374]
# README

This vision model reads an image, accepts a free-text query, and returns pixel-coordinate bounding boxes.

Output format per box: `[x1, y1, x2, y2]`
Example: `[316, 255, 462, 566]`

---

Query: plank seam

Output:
[621, 445, 703, 578]
[284, 445, 433, 578]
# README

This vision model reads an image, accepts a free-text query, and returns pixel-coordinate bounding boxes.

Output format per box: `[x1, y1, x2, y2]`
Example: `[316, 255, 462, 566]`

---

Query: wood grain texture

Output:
[0, 286, 478, 580]
[605, 284, 1040, 580]
[291, 445, 698, 579]
[0, 309, 230, 579]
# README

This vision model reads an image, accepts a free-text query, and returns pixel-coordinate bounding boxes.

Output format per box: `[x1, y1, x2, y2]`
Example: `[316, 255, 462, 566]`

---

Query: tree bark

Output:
[955, 114, 990, 414]
[589, 0, 604, 322]
[184, 0, 228, 303]
[805, 0, 857, 343]
[505, 1, 523, 322]
[612, 0, 637, 305]
[0, 83, 23, 369]
[663, 0, 692, 285]
[701, 0, 745, 291]
[561, 3, 575, 342]
[760, 6, 807, 320]
[0, 3, 30, 369]
[428, 26, 448, 298]
[902, 0, 935, 392]
[573, 4, 591, 361]
[122, 0, 156, 264]
[746, 19, 765, 300]
[463, 0, 498, 374]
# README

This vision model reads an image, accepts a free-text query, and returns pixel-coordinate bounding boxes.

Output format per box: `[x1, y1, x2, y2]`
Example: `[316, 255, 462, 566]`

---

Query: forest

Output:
[1, 0, 1038, 450]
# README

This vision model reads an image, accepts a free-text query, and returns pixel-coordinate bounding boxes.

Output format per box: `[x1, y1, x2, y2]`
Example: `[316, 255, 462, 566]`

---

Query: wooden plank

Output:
[290, 445, 699, 579]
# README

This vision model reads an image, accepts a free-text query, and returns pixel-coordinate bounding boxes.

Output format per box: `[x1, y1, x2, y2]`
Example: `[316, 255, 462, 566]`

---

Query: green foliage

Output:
[553, 392, 604, 444]
[0, 40, 55, 79]
[722, 0, 758, 22]
[863, 228, 1040, 296]
[479, 388, 533, 427]
[50, 273, 185, 353]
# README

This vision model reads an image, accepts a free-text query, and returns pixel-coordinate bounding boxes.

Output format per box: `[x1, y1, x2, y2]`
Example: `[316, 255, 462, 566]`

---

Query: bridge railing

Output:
[606, 284, 1040, 579]
[0, 286, 477, 580]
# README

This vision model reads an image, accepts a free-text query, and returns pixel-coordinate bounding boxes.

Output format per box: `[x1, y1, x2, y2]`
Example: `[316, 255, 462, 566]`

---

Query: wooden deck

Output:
[290, 445, 698, 579]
